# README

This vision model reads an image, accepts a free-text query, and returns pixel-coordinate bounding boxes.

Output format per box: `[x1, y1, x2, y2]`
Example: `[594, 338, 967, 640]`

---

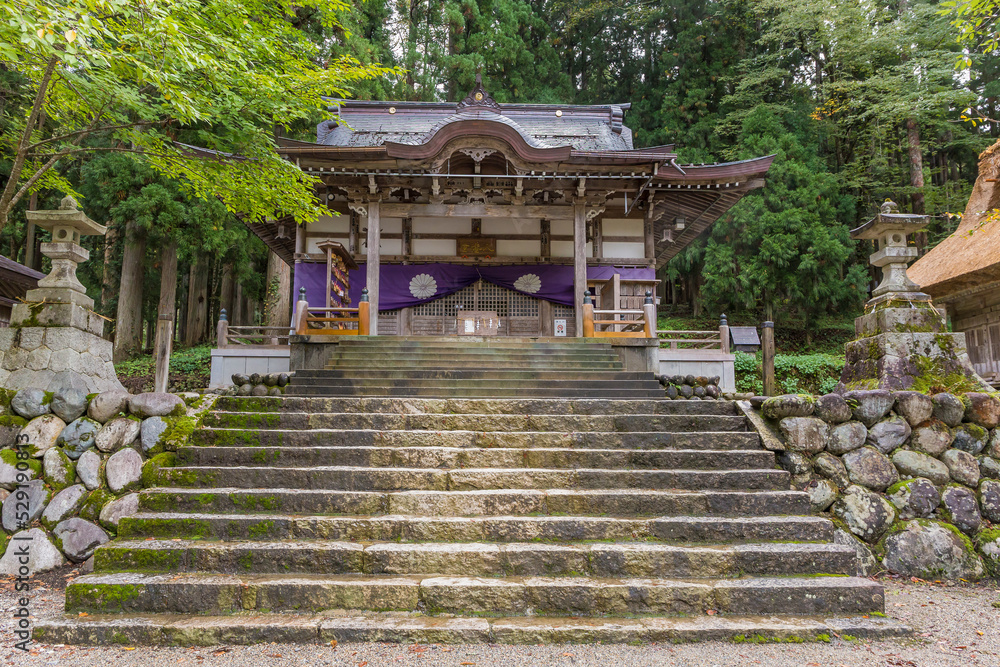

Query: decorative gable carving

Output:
[456, 74, 501, 113]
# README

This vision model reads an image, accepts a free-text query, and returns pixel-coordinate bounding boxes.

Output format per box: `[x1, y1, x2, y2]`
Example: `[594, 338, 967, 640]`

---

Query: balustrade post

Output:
[358, 288, 371, 336]
[719, 313, 730, 354]
[216, 309, 229, 348]
[295, 287, 309, 335]
[642, 291, 656, 338]
[582, 291, 595, 338]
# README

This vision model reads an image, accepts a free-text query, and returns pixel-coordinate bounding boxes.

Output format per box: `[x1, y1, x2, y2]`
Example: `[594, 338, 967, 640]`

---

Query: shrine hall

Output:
[249, 78, 773, 338]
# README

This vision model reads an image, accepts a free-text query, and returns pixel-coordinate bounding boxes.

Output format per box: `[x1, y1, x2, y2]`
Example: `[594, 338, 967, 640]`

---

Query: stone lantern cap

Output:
[26, 195, 106, 245]
[849, 200, 929, 241]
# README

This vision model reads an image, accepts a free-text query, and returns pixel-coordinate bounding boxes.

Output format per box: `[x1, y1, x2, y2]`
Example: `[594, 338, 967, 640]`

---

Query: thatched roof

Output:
[909, 140, 1000, 298]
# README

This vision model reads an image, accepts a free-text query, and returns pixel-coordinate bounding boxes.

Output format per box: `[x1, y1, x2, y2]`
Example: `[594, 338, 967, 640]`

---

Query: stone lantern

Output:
[838, 200, 990, 392]
[0, 196, 124, 392]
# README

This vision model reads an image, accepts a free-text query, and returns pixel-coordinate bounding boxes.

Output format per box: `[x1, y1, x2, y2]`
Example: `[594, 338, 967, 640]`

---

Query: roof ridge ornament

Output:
[456, 74, 501, 114]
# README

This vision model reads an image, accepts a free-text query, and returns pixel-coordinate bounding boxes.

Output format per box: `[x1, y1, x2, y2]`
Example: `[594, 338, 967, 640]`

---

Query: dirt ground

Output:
[2, 567, 999, 666]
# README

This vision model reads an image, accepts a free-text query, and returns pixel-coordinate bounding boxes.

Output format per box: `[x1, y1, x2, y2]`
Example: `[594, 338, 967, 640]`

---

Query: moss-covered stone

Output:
[141, 452, 177, 488]
[79, 488, 116, 523]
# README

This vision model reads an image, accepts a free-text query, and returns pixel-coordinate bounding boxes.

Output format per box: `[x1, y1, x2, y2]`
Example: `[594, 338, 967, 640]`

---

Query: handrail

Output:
[582, 290, 656, 339]
[293, 287, 371, 336]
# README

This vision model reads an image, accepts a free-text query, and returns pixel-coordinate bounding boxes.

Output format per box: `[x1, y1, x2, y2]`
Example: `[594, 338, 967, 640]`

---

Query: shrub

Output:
[735, 351, 843, 395]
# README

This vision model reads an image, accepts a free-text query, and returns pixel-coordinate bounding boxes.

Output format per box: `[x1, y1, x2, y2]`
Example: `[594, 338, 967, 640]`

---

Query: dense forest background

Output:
[2, 0, 998, 364]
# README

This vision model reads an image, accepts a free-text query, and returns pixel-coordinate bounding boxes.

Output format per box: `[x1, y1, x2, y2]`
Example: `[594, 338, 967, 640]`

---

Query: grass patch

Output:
[115, 344, 212, 393]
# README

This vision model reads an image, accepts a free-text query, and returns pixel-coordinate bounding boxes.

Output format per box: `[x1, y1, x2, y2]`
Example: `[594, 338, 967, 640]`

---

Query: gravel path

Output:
[2, 567, 998, 666]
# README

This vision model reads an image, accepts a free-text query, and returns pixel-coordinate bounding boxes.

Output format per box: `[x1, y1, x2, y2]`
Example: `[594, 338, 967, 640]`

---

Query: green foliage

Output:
[115, 344, 212, 393]
[0, 0, 396, 228]
[735, 351, 844, 395]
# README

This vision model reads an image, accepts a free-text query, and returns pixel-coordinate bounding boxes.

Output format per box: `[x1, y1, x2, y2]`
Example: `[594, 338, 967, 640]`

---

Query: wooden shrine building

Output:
[253, 77, 773, 338]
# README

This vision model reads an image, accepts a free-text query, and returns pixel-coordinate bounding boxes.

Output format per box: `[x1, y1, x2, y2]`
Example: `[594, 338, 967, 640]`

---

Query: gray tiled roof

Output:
[320, 103, 634, 152]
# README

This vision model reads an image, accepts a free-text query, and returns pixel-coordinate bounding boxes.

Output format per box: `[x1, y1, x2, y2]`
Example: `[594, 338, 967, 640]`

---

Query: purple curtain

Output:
[294, 261, 654, 311]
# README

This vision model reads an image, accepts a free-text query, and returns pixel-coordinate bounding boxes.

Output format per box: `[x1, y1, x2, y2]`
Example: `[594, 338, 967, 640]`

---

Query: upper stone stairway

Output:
[34, 393, 905, 645]
[286, 337, 665, 398]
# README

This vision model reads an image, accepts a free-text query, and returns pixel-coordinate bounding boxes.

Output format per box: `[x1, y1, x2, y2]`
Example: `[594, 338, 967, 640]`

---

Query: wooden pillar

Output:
[720, 314, 730, 354]
[573, 203, 586, 335]
[762, 321, 775, 396]
[154, 241, 178, 393]
[540, 219, 551, 258]
[366, 200, 381, 335]
[402, 217, 412, 258]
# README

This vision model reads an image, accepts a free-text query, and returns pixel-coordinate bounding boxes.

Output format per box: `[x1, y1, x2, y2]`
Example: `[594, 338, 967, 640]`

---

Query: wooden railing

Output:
[657, 316, 730, 352]
[216, 311, 292, 348]
[581, 290, 656, 338]
[294, 287, 371, 336]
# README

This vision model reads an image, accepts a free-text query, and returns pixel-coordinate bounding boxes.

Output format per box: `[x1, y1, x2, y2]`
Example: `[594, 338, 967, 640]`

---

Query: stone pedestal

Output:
[839, 202, 991, 393]
[0, 197, 124, 393]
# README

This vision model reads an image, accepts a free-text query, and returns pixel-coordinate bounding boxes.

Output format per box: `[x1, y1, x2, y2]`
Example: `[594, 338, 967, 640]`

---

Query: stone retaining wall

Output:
[0, 387, 214, 573]
[752, 390, 1000, 579]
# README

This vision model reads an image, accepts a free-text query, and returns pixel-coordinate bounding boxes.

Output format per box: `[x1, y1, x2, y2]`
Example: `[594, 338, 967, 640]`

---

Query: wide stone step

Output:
[304, 369, 648, 380]
[286, 386, 667, 398]
[213, 396, 738, 416]
[137, 488, 811, 518]
[192, 428, 760, 451]
[63, 573, 884, 617]
[292, 378, 661, 390]
[326, 349, 623, 360]
[32, 611, 910, 646]
[176, 446, 775, 470]
[95, 540, 855, 578]
[154, 466, 789, 491]
[200, 412, 748, 432]
[121, 512, 829, 543]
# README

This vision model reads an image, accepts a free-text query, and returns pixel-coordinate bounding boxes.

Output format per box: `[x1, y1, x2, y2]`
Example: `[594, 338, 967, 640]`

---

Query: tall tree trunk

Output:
[154, 241, 178, 392]
[113, 220, 146, 362]
[100, 225, 119, 330]
[219, 264, 234, 321]
[25, 192, 37, 270]
[906, 119, 926, 253]
[184, 255, 210, 346]
[265, 252, 292, 330]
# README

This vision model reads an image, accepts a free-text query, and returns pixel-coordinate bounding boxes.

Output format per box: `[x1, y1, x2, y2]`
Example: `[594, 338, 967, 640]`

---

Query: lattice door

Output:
[411, 280, 541, 336]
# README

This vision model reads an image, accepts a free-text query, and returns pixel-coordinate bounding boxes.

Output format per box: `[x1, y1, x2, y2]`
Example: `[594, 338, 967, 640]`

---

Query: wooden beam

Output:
[366, 200, 381, 334]
[574, 203, 586, 335]
[380, 203, 576, 219]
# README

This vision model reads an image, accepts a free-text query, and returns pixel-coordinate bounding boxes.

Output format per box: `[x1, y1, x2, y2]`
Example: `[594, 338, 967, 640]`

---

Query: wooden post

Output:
[295, 287, 308, 335]
[642, 291, 656, 338]
[153, 241, 178, 393]
[762, 320, 775, 396]
[365, 200, 381, 335]
[582, 291, 595, 338]
[216, 309, 229, 348]
[573, 203, 587, 335]
[720, 313, 730, 354]
[358, 288, 371, 336]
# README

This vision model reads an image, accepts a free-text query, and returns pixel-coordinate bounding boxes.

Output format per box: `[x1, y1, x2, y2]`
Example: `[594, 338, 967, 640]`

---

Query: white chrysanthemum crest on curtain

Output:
[514, 273, 542, 294]
[409, 273, 438, 299]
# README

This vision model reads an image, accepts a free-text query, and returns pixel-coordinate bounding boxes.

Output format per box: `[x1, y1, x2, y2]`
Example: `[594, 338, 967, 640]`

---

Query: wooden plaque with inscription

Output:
[457, 236, 496, 256]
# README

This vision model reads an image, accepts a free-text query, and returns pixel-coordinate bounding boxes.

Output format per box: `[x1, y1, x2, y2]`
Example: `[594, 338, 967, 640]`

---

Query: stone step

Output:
[325, 349, 623, 359]
[191, 428, 761, 450]
[286, 386, 668, 399]
[121, 512, 828, 543]
[137, 488, 811, 518]
[33, 612, 911, 646]
[304, 370, 651, 381]
[338, 336, 611, 350]
[63, 573, 884, 617]
[95, 540, 856, 578]
[325, 355, 625, 365]
[199, 412, 749, 432]
[212, 396, 738, 416]
[291, 378, 661, 390]
[176, 446, 776, 470]
[154, 466, 789, 491]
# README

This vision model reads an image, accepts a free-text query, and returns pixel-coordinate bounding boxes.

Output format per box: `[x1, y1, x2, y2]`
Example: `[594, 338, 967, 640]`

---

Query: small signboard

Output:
[457, 236, 497, 256]
[554, 319, 567, 337]
[457, 311, 500, 336]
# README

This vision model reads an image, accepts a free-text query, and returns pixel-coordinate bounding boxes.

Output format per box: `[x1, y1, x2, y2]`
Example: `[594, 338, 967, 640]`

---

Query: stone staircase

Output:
[34, 395, 906, 645]
[286, 337, 665, 398]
